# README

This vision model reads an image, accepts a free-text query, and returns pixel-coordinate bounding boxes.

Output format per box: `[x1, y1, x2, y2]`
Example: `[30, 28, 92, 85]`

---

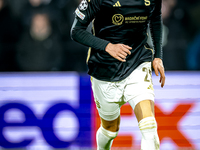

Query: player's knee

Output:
[100, 126, 118, 139]
[101, 116, 120, 132]
[103, 123, 120, 132]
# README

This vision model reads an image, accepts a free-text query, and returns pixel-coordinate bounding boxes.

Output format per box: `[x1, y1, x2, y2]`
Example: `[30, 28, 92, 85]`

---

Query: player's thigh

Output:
[134, 99, 155, 123]
[91, 77, 125, 131]
[125, 62, 155, 122]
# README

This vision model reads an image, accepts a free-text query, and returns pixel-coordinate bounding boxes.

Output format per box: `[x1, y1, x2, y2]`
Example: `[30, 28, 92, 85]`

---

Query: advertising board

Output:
[0, 72, 199, 150]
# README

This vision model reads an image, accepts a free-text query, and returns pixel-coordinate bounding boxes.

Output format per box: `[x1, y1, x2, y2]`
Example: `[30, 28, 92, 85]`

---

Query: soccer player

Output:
[71, 0, 165, 149]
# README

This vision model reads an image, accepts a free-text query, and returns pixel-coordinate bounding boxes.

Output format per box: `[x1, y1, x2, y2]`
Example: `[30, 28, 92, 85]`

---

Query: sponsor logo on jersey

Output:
[79, 0, 88, 11]
[144, 0, 151, 6]
[112, 14, 124, 25]
[113, 1, 121, 7]
[125, 16, 148, 23]
[75, 8, 85, 20]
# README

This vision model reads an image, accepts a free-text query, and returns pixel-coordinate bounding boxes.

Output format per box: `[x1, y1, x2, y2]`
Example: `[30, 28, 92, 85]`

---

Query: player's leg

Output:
[133, 99, 160, 150]
[91, 77, 125, 150]
[133, 99, 154, 123]
[125, 62, 160, 149]
[96, 116, 120, 150]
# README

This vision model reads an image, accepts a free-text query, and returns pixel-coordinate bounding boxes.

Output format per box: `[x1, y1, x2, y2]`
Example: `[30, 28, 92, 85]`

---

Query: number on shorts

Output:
[142, 67, 151, 82]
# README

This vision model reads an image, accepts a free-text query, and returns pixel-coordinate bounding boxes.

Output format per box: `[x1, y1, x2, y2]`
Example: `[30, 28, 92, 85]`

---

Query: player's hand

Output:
[105, 43, 132, 62]
[153, 58, 165, 88]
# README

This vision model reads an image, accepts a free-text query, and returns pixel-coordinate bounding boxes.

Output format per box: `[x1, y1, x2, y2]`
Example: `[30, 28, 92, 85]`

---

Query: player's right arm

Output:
[71, 18, 110, 51]
[71, 0, 110, 51]
[71, 0, 131, 62]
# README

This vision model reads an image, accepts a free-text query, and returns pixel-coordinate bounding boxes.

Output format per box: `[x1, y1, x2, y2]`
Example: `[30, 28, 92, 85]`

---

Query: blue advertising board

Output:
[0, 72, 200, 150]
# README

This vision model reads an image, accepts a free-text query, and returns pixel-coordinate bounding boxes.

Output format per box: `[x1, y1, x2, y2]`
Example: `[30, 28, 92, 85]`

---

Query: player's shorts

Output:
[91, 62, 155, 121]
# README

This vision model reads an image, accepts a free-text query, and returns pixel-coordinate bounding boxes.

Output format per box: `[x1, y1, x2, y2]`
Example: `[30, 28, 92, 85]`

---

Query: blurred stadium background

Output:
[0, 0, 200, 149]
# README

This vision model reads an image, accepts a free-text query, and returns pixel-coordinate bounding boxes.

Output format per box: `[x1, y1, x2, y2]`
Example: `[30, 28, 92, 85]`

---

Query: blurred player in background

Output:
[71, 0, 165, 149]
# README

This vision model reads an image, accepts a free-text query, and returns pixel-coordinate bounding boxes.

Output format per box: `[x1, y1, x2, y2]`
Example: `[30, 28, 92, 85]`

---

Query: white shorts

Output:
[91, 62, 155, 121]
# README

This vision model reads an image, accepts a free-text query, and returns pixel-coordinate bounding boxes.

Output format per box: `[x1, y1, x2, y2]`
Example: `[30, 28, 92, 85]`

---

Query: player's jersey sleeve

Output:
[71, 0, 110, 51]
[75, 0, 101, 24]
[149, 0, 163, 59]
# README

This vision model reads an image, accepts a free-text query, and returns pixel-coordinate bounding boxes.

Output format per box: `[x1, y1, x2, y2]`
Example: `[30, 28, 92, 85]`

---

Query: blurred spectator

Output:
[16, 11, 63, 71]
[161, 0, 189, 70]
[20, 0, 51, 28]
[162, 0, 177, 22]
[20, 0, 88, 72]
[19, 0, 71, 41]
[0, 0, 22, 71]
[186, 32, 200, 70]
[186, 2, 200, 70]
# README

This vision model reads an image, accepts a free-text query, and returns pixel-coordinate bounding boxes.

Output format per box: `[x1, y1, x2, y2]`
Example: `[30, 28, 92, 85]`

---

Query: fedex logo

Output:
[0, 72, 200, 150]
[0, 73, 93, 149]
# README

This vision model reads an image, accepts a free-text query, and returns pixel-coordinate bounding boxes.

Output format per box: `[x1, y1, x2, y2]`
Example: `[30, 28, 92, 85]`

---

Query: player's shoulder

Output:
[78, 0, 103, 12]
[83, 0, 104, 5]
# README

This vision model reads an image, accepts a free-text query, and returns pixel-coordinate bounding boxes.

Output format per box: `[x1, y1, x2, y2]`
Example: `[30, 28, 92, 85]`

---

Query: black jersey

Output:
[71, 0, 162, 82]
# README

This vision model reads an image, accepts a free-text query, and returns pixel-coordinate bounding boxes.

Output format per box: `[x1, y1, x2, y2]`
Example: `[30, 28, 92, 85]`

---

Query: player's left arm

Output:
[150, 0, 165, 87]
[153, 58, 165, 87]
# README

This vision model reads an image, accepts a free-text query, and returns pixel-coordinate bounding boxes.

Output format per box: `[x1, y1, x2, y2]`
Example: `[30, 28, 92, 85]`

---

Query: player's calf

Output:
[96, 126, 118, 150]
[139, 117, 160, 150]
